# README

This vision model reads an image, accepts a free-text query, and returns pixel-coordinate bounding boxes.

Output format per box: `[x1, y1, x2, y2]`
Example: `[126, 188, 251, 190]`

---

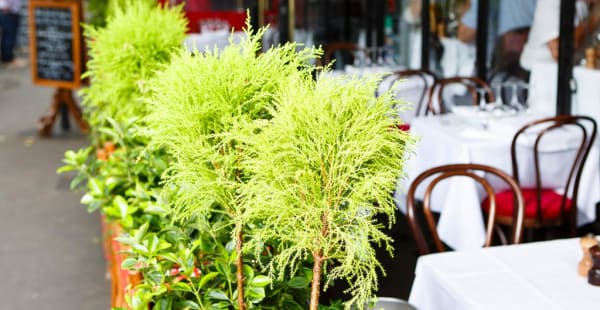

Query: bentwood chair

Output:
[426, 76, 495, 115]
[407, 164, 524, 255]
[319, 42, 368, 69]
[377, 69, 437, 126]
[482, 115, 597, 239]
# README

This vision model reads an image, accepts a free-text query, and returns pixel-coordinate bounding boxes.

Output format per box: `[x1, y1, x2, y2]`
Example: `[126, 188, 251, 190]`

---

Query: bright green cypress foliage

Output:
[241, 74, 414, 310]
[81, 1, 187, 143]
[145, 24, 320, 309]
[146, 25, 318, 221]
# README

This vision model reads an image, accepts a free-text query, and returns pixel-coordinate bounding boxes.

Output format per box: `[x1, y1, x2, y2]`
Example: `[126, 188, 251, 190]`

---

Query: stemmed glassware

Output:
[352, 46, 397, 69]
[477, 88, 491, 111]
[492, 82, 504, 107]
[376, 47, 385, 66]
[517, 82, 530, 111]
[508, 81, 524, 112]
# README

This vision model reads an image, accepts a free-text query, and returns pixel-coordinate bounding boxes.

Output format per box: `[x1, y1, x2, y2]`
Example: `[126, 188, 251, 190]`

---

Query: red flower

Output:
[192, 267, 202, 278]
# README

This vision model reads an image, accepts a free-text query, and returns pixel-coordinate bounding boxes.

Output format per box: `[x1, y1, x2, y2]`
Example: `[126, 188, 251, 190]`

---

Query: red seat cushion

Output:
[482, 188, 572, 220]
[396, 124, 411, 131]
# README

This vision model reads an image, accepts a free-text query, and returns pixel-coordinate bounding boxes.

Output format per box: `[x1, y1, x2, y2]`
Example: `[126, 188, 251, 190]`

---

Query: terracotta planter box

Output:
[101, 215, 142, 309]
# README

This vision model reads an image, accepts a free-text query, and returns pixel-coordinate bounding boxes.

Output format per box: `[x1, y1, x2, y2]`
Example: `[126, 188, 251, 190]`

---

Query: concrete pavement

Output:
[0, 65, 110, 309]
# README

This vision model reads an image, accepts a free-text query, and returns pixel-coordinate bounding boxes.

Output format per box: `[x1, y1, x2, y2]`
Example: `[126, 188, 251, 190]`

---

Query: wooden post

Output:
[557, 0, 575, 115]
[475, 0, 489, 80]
[421, 0, 430, 70]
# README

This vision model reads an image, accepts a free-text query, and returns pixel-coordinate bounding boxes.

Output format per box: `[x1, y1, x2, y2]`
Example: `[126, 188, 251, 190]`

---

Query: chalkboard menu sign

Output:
[29, 0, 82, 89]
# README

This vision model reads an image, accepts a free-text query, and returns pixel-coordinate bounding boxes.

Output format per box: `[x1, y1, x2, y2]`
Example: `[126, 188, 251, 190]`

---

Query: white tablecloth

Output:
[409, 237, 600, 310]
[184, 31, 246, 53]
[395, 113, 600, 250]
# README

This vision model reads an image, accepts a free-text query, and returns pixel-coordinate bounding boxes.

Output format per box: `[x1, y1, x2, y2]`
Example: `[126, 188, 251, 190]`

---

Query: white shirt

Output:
[0, 0, 20, 14]
[520, 0, 588, 71]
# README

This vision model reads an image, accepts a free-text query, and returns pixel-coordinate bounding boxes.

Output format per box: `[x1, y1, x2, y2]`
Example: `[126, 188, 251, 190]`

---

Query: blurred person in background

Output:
[520, 0, 599, 72]
[458, 0, 537, 80]
[457, 0, 537, 45]
[0, 0, 25, 68]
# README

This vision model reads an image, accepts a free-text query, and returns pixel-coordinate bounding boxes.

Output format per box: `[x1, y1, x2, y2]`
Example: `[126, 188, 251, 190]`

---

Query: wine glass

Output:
[477, 88, 492, 129]
[517, 82, 530, 111]
[477, 88, 491, 111]
[376, 47, 385, 66]
[365, 47, 373, 68]
[491, 82, 504, 106]
[508, 82, 523, 112]
[353, 51, 363, 68]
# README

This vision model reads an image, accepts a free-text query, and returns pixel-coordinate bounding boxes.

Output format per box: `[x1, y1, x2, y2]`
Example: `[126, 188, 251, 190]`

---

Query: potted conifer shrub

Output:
[241, 73, 414, 310]
[144, 23, 320, 309]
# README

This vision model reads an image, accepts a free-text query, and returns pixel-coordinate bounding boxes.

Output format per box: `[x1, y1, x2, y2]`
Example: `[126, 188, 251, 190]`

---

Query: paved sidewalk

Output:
[0, 66, 110, 309]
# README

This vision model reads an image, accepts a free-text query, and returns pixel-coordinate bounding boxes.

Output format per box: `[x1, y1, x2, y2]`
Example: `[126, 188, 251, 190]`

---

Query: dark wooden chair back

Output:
[509, 115, 597, 234]
[319, 42, 368, 68]
[406, 164, 524, 255]
[427, 76, 495, 115]
[377, 69, 437, 118]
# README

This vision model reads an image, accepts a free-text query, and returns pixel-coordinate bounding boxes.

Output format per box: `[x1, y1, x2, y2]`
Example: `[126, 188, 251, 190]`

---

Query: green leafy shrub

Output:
[241, 75, 414, 310]
[81, 1, 187, 145]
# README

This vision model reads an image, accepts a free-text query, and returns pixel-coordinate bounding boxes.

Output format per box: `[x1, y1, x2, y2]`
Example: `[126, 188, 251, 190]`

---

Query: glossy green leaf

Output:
[88, 178, 104, 196]
[106, 176, 124, 191]
[121, 257, 137, 270]
[56, 165, 76, 173]
[153, 297, 174, 310]
[113, 195, 128, 219]
[208, 289, 229, 301]
[286, 277, 309, 289]
[80, 193, 94, 205]
[145, 203, 168, 215]
[250, 275, 271, 287]
[145, 270, 163, 284]
[246, 286, 265, 303]
[70, 173, 87, 190]
[208, 301, 230, 309]
[197, 271, 219, 289]
[171, 282, 192, 292]
[176, 300, 200, 310]
[134, 223, 149, 242]
[283, 299, 305, 310]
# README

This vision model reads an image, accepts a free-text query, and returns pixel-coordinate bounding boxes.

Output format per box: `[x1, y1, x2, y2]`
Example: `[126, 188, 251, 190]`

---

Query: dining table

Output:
[408, 236, 600, 310]
[395, 110, 600, 250]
